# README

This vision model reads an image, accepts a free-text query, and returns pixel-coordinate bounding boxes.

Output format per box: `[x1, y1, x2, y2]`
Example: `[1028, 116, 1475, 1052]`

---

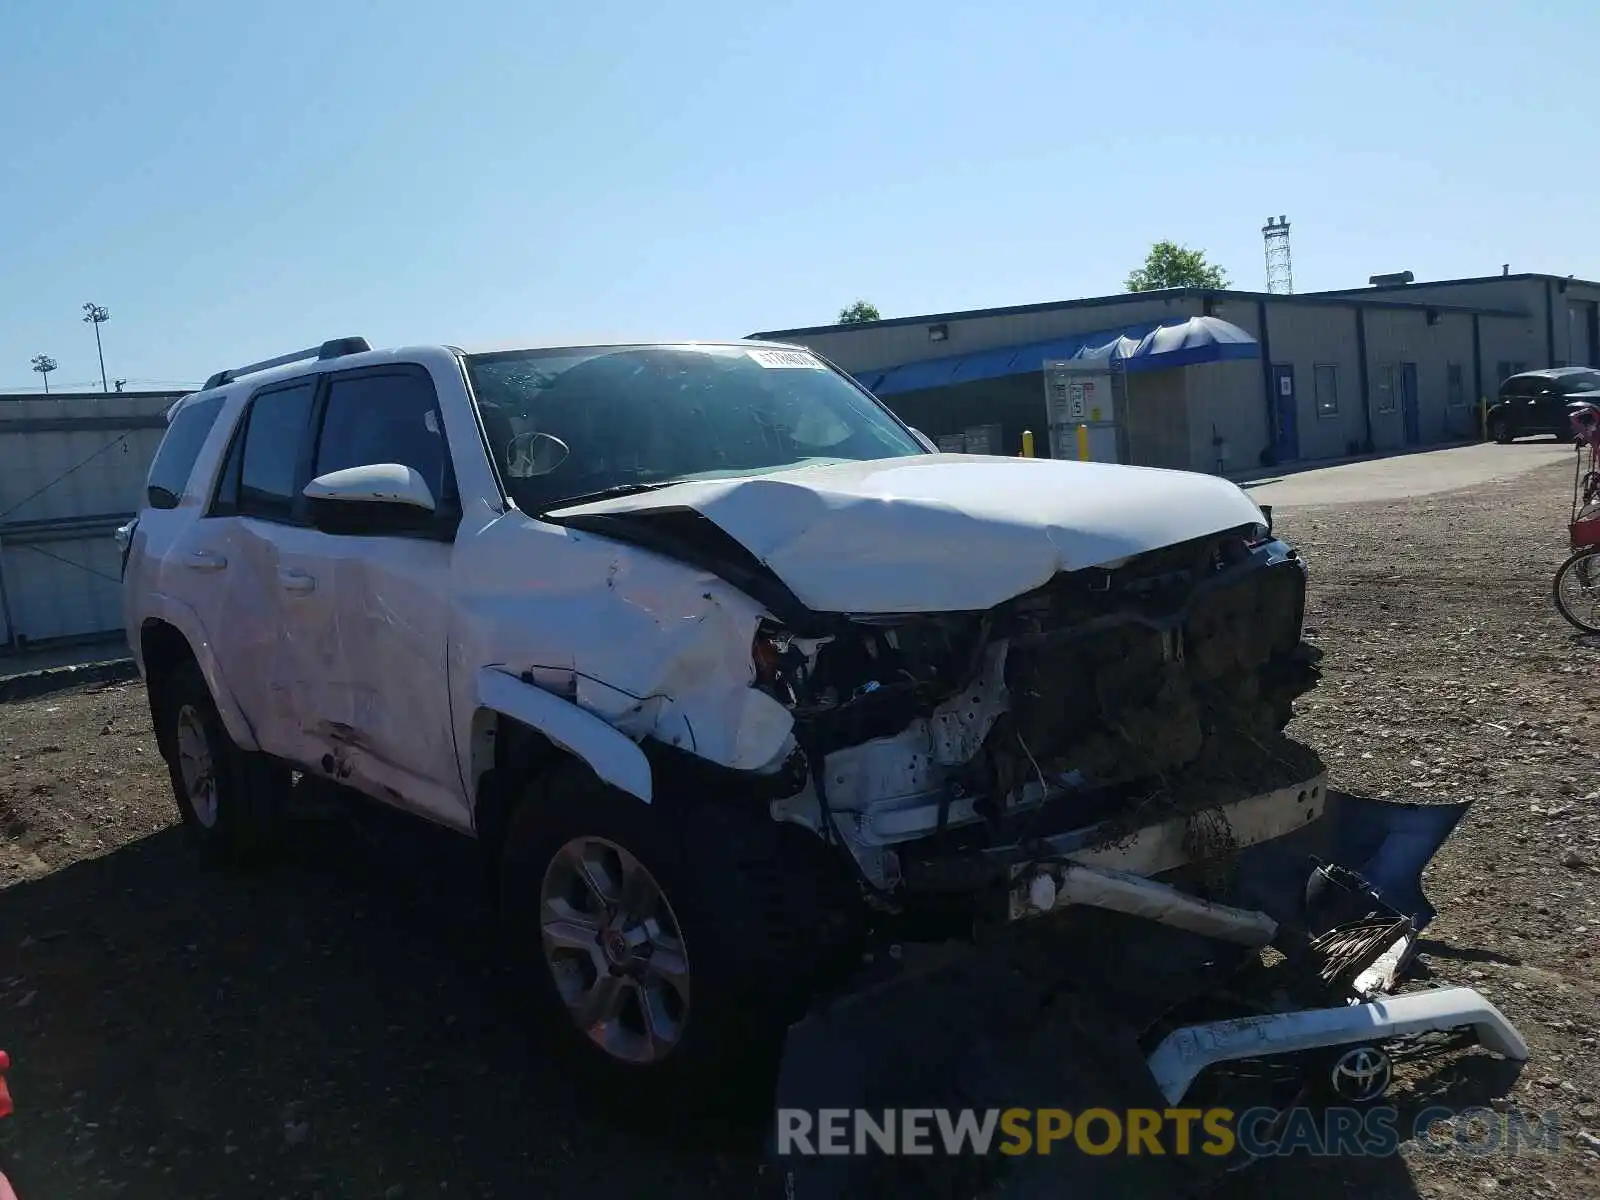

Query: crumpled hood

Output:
[548, 454, 1267, 613]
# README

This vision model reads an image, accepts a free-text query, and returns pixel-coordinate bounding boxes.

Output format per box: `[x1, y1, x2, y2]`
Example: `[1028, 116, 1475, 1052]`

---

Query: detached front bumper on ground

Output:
[773, 778, 1530, 1199]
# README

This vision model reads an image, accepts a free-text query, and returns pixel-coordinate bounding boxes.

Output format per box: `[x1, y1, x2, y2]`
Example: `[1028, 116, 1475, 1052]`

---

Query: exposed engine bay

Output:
[751, 523, 1323, 896]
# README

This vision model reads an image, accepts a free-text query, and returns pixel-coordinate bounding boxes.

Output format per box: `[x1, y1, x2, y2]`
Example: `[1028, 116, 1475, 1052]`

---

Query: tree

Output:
[838, 300, 881, 324]
[30, 354, 57, 393]
[1125, 241, 1229, 291]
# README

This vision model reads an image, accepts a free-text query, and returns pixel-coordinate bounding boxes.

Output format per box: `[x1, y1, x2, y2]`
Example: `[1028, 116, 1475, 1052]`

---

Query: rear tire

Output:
[497, 762, 860, 1126]
[155, 659, 290, 863]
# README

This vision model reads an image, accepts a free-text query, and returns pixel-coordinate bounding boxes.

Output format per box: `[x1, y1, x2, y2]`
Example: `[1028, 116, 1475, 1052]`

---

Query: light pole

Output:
[30, 354, 58, 393]
[82, 303, 110, 392]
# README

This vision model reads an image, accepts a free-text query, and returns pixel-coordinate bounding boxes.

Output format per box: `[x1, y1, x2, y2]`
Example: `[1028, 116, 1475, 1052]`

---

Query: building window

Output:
[1447, 363, 1467, 408]
[1376, 364, 1398, 413]
[1313, 364, 1339, 418]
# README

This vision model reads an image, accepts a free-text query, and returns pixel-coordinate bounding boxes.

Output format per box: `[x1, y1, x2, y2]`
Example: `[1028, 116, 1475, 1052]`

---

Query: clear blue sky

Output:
[2, 0, 1595, 392]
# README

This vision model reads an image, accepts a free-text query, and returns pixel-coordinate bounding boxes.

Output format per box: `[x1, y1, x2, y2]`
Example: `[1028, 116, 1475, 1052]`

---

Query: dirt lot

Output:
[3, 455, 1600, 1199]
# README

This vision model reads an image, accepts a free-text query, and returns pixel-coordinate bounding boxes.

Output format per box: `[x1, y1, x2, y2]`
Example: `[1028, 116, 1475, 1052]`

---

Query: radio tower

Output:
[1262, 215, 1293, 294]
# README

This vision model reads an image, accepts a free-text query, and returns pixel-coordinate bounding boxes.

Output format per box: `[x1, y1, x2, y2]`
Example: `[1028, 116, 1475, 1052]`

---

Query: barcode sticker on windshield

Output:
[748, 349, 825, 369]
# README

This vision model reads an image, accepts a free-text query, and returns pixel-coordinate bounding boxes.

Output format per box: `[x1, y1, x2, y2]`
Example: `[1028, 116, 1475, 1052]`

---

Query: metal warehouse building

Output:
[0, 389, 184, 653]
[753, 271, 1600, 473]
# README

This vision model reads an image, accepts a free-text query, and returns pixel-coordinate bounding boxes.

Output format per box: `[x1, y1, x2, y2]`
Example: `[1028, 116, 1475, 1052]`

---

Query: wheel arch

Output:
[470, 667, 654, 852]
[138, 611, 261, 756]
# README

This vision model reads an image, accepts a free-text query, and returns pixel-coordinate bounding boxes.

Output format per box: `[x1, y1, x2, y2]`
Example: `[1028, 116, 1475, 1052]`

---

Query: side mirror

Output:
[304, 463, 437, 510]
[303, 464, 441, 535]
[909, 427, 938, 453]
[146, 484, 180, 510]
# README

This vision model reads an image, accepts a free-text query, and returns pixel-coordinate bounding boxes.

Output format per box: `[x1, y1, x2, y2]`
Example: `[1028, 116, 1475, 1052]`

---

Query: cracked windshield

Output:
[465, 344, 923, 511]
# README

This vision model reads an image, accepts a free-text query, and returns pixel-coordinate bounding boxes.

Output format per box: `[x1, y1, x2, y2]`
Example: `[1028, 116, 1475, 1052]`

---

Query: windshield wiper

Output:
[540, 481, 673, 513]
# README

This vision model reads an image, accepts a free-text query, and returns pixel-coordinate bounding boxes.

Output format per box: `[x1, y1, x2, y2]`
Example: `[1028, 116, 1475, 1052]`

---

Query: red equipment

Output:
[1569, 402, 1600, 551]
[0, 1048, 14, 1200]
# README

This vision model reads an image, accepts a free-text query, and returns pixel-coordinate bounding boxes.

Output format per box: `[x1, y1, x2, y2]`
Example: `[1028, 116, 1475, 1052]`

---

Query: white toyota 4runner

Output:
[122, 336, 1524, 1118]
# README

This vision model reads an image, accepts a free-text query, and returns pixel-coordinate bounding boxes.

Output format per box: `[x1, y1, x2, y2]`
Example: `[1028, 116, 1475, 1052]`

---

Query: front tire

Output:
[155, 660, 289, 863]
[1489, 413, 1512, 444]
[498, 762, 859, 1122]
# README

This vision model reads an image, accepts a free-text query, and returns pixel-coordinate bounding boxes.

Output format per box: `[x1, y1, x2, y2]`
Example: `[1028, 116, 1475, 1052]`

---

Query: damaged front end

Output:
[744, 527, 1529, 1197]
[542, 476, 1524, 1195]
[756, 521, 1322, 911]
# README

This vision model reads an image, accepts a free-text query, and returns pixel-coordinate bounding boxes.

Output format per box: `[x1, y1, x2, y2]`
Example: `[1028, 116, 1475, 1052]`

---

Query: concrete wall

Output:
[768, 294, 1201, 374]
[0, 391, 180, 649]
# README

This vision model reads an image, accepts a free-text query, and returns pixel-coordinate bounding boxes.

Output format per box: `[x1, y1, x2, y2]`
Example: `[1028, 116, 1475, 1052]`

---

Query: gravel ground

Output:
[2, 456, 1600, 1199]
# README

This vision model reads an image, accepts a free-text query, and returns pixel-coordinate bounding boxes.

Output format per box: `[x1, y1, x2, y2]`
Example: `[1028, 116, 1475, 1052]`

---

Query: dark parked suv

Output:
[1486, 367, 1600, 443]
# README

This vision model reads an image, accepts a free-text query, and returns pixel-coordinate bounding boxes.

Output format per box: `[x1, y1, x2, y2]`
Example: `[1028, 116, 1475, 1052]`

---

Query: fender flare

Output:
[475, 667, 653, 804]
[138, 596, 262, 753]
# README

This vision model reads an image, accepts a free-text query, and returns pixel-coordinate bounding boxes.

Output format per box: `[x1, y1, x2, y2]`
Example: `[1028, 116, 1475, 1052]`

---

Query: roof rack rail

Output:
[202, 336, 371, 390]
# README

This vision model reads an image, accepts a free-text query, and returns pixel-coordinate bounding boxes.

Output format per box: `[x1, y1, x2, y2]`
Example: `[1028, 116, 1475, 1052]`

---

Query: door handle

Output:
[278, 568, 316, 594]
[183, 550, 227, 572]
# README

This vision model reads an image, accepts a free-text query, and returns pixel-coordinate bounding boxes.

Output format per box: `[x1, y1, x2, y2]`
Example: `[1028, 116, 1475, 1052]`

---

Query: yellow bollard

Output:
[1076, 423, 1090, 461]
[1020, 429, 1035, 457]
[1480, 398, 1488, 441]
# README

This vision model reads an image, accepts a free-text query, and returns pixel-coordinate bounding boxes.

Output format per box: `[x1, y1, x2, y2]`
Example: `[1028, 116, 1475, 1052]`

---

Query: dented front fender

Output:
[474, 667, 654, 803]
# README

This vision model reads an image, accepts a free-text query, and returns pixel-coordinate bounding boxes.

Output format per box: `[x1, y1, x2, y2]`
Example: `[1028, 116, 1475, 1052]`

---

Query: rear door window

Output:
[146, 395, 225, 508]
[232, 380, 318, 521]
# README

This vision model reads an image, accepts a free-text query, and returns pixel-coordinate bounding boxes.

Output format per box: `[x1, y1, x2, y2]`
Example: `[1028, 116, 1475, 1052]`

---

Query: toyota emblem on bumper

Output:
[1329, 1045, 1393, 1103]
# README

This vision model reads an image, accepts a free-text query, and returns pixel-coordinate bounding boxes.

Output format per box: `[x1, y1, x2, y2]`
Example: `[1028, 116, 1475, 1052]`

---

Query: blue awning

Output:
[855, 315, 1258, 397]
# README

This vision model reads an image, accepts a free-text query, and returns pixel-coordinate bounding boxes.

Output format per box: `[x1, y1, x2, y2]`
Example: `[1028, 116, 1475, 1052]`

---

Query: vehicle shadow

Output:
[0, 815, 775, 1200]
[0, 808, 1516, 1200]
